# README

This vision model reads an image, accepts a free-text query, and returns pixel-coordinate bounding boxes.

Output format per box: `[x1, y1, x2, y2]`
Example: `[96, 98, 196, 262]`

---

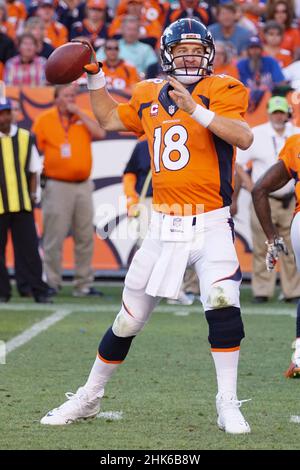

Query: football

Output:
[45, 42, 92, 84]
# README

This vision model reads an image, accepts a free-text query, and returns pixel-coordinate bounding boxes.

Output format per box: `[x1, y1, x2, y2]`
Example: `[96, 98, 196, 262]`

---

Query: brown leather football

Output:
[45, 42, 92, 84]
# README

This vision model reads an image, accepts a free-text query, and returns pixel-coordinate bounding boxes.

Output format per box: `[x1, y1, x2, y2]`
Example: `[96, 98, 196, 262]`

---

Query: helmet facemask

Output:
[169, 42, 213, 84]
[160, 20, 215, 85]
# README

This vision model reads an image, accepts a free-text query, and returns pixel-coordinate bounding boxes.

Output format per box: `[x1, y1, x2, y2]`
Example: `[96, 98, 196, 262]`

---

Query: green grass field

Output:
[1, 284, 300, 450]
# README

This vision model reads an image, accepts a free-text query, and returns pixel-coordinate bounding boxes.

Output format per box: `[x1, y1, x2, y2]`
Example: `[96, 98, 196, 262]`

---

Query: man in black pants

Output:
[0, 98, 51, 303]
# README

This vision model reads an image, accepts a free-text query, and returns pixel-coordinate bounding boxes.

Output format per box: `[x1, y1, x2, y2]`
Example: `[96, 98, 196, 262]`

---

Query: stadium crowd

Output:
[2, 0, 300, 304]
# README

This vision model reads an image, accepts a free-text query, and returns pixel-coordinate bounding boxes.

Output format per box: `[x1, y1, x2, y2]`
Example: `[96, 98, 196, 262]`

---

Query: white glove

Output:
[265, 237, 288, 272]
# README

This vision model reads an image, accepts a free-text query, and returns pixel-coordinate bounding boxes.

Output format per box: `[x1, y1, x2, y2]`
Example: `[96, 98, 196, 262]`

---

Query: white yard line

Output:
[5, 309, 72, 354]
[0, 303, 296, 316]
[1, 301, 295, 357]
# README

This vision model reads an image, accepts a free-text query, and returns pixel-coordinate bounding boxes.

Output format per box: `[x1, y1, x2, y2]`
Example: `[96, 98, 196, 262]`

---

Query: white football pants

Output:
[115, 207, 241, 338]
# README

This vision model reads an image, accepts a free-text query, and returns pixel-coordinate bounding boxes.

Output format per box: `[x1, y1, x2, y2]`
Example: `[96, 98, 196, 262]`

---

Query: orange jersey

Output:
[0, 61, 3, 80]
[281, 28, 300, 54]
[118, 75, 248, 214]
[213, 63, 239, 80]
[279, 134, 300, 214]
[0, 21, 16, 40]
[102, 59, 140, 92]
[262, 48, 292, 68]
[7, 1, 27, 22]
[116, 0, 168, 25]
[108, 15, 162, 44]
[45, 21, 68, 48]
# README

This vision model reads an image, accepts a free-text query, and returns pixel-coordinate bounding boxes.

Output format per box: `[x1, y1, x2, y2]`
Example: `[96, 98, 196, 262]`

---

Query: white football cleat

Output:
[40, 387, 102, 425]
[216, 393, 251, 434]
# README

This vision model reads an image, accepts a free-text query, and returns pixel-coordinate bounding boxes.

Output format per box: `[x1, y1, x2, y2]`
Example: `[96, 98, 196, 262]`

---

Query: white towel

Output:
[145, 240, 191, 299]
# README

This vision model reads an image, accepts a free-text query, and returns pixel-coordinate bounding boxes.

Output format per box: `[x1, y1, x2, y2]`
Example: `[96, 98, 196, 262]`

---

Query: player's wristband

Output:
[87, 69, 106, 90]
[191, 104, 215, 128]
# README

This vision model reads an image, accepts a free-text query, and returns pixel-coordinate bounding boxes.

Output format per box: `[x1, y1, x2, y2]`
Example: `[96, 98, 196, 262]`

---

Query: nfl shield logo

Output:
[168, 105, 176, 115]
[173, 217, 182, 228]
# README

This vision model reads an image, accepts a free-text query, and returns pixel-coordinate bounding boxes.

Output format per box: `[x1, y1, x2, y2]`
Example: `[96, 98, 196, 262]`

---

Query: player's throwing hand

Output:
[168, 76, 197, 114]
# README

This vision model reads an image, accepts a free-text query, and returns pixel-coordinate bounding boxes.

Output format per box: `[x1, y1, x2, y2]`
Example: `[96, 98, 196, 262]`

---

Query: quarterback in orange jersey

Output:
[41, 19, 254, 434]
[252, 135, 300, 379]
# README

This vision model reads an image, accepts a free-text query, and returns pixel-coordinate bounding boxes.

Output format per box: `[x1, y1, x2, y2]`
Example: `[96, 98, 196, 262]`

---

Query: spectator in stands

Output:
[236, 96, 300, 303]
[237, 36, 286, 110]
[4, 32, 47, 86]
[237, 0, 267, 28]
[98, 15, 158, 76]
[102, 38, 140, 91]
[0, 98, 52, 304]
[263, 20, 293, 67]
[108, 0, 162, 49]
[6, 0, 27, 36]
[23, 16, 54, 59]
[36, 0, 68, 48]
[208, 3, 252, 56]
[0, 0, 16, 39]
[56, 0, 86, 32]
[213, 40, 239, 78]
[266, 0, 300, 57]
[164, 0, 211, 28]
[116, 0, 169, 27]
[70, 0, 107, 50]
[32, 84, 106, 297]
[237, 36, 286, 88]
[234, 2, 258, 35]
[0, 30, 16, 80]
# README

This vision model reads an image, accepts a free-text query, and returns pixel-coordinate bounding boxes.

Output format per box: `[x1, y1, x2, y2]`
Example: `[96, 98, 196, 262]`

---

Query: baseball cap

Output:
[87, 0, 106, 9]
[247, 36, 262, 48]
[268, 96, 289, 114]
[0, 98, 12, 112]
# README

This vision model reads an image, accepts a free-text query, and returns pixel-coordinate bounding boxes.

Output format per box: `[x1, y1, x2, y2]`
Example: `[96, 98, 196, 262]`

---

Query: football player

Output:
[41, 18, 253, 434]
[252, 136, 300, 379]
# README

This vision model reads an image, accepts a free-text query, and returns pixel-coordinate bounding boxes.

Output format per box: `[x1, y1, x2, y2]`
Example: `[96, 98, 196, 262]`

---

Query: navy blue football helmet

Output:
[160, 18, 215, 82]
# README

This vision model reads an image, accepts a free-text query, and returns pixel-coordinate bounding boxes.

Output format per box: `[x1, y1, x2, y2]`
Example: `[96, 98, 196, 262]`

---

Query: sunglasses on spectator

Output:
[106, 46, 119, 50]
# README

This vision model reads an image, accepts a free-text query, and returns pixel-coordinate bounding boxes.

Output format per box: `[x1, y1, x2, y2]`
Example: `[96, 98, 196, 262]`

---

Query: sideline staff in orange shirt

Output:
[33, 84, 105, 297]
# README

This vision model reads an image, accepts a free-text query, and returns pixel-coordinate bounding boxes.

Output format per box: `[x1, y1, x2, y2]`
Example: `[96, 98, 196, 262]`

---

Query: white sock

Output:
[211, 349, 240, 399]
[83, 355, 120, 400]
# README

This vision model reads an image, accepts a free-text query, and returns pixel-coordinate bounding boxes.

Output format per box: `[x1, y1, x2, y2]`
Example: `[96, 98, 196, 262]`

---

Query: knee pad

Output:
[112, 304, 145, 338]
[98, 326, 134, 363]
[205, 306, 245, 349]
[205, 281, 240, 311]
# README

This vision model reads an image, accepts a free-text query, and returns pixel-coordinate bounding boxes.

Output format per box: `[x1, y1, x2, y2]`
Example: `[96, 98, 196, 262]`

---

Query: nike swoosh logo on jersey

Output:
[228, 84, 238, 89]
